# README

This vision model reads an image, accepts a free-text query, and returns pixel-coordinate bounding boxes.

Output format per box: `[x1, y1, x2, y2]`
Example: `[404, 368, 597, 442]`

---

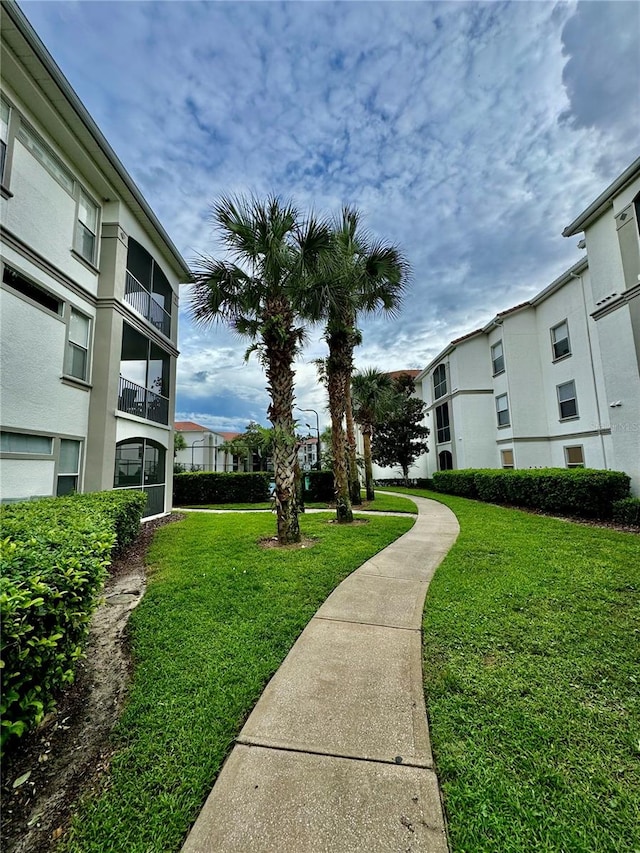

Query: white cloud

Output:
[22, 0, 639, 425]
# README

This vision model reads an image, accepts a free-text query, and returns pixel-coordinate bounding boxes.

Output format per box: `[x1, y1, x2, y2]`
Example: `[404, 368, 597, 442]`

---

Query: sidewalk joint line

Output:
[234, 738, 433, 770]
[310, 615, 420, 632]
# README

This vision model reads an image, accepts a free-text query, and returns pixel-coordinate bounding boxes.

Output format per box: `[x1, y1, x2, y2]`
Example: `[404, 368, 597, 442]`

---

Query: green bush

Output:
[612, 496, 640, 527]
[0, 490, 146, 751]
[433, 468, 630, 518]
[173, 471, 271, 505]
[302, 470, 334, 503]
[432, 470, 479, 497]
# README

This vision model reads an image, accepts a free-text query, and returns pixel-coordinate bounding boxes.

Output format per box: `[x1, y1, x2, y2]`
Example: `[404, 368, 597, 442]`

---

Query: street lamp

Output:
[191, 436, 205, 471]
[297, 407, 321, 470]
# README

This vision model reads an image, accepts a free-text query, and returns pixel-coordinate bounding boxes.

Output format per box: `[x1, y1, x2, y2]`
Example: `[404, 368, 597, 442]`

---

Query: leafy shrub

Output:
[612, 497, 640, 527]
[0, 490, 146, 751]
[173, 471, 271, 505]
[432, 470, 479, 497]
[302, 470, 334, 503]
[374, 477, 435, 489]
[433, 468, 630, 518]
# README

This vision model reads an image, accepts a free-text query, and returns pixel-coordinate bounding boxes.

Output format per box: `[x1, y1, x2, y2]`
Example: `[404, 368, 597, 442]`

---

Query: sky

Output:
[20, 0, 640, 433]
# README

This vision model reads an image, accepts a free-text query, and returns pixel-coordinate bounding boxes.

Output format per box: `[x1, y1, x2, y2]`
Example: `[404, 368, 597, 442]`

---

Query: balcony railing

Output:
[124, 270, 171, 337]
[118, 375, 169, 425]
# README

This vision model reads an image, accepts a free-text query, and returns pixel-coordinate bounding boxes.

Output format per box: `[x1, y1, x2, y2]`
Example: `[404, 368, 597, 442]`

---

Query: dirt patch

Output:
[259, 536, 318, 549]
[327, 518, 369, 525]
[0, 513, 182, 853]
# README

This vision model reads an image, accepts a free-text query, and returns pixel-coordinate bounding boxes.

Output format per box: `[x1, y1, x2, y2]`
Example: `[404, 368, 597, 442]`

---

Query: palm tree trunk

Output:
[345, 380, 361, 505]
[264, 303, 300, 545]
[363, 426, 375, 501]
[328, 367, 353, 523]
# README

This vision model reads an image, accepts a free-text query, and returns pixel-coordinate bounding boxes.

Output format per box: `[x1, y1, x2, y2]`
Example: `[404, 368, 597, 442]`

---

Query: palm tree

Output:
[310, 207, 409, 523]
[189, 195, 329, 544]
[351, 368, 393, 501]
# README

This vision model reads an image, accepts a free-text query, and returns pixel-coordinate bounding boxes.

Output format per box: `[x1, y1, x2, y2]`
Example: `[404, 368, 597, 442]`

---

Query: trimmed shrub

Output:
[433, 468, 630, 518]
[374, 477, 435, 490]
[432, 470, 479, 497]
[0, 490, 146, 751]
[302, 470, 334, 503]
[173, 471, 271, 505]
[612, 497, 640, 527]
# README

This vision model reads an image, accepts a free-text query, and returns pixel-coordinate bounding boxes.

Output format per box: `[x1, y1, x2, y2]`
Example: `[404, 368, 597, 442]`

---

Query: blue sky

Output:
[21, 0, 640, 432]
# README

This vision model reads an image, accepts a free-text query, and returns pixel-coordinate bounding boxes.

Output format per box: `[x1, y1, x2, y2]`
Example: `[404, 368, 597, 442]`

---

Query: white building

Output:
[417, 158, 640, 494]
[0, 2, 190, 515]
[174, 422, 244, 472]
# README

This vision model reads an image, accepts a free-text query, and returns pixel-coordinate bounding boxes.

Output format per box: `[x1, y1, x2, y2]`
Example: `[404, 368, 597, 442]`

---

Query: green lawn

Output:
[389, 487, 640, 852]
[63, 510, 414, 852]
[181, 491, 417, 514]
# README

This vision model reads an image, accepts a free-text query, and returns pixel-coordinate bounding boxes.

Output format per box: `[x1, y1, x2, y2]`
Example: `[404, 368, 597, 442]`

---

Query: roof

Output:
[175, 421, 208, 432]
[219, 432, 241, 442]
[563, 157, 640, 237]
[386, 369, 421, 380]
[1, 1, 190, 279]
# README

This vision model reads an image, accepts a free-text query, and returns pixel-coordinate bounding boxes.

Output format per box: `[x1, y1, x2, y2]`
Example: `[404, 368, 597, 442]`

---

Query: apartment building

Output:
[417, 158, 640, 493]
[0, 2, 190, 515]
[174, 421, 244, 472]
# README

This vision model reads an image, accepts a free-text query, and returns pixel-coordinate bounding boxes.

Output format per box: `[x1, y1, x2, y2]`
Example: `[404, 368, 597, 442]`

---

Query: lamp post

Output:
[191, 436, 205, 471]
[297, 407, 321, 470]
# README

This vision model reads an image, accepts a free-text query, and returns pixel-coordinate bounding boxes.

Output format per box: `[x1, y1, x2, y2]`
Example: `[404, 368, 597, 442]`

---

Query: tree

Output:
[309, 207, 409, 523]
[351, 368, 393, 500]
[371, 375, 429, 485]
[319, 425, 334, 470]
[173, 432, 187, 457]
[190, 196, 330, 544]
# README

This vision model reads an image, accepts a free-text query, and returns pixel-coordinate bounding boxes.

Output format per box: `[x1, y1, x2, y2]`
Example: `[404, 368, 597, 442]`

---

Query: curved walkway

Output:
[181, 495, 460, 853]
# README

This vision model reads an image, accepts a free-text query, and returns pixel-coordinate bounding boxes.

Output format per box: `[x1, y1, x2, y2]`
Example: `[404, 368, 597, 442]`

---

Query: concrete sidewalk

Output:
[181, 495, 460, 853]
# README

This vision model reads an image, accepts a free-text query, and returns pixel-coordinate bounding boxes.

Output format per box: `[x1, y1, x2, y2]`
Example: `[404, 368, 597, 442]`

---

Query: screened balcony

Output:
[124, 238, 172, 338]
[118, 323, 170, 425]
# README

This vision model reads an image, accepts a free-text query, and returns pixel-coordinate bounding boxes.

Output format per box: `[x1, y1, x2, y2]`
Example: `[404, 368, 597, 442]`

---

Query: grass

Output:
[63, 510, 414, 852]
[386, 487, 640, 852]
[182, 491, 417, 514]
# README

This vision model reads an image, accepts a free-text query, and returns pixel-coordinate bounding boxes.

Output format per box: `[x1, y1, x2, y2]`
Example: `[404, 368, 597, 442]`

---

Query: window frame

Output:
[73, 187, 100, 268]
[435, 402, 451, 444]
[491, 340, 505, 376]
[432, 363, 447, 400]
[56, 438, 83, 496]
[557, 380, 579, 421]
[2, 263, 64, 318]
[551, 320, 571, 362]
[501, 448, 514, 469]
[64, 306, 92, 383]
[564, 445, 585, 468]
[496, 393, 510, 428]
[1, 93, 19, 196]
[0, 429, 54, 458]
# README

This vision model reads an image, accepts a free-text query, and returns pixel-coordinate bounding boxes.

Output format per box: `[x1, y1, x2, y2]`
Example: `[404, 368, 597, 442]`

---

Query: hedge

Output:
[612, 497, 640, 527]
[302, 470, 334, 503]
[0, 490, 147, 751]
[173, 471, 271, 505]
[374, 477, 435, 490]
[432, 468, 630, 518]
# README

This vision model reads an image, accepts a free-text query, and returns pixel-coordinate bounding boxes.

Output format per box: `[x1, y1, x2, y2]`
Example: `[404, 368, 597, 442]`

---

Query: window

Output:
[435, 403, 450, 443]
[438, 450, 453, 470]
[1, 97, 9, 185]
[433, 364, 447, 399]
[491, 340, 505, 375]
[557, 380, 578, 420]
[2, 265, 63, 314]
[501, 449, 514, 469]
[496, 393, 510, 427]
[114, 438, 166, 517]
[18, 121, 74, 193]
[0, 431, 52, 454]
[56, 439, 81, 495]
[75, 189, 99, 265]
[66, 308, 91, 381]
[564, 446, 585, 468]
[551, 321, 571, 360]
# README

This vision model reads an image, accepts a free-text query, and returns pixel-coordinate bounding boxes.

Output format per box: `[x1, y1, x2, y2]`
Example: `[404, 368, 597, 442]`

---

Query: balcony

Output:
[118, 375, 169, 425]
[125, 270, 171, 337]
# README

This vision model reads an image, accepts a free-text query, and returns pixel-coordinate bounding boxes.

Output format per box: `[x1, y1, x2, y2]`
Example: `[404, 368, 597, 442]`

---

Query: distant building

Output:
[0, 2, 190, 515]
[297, 435, 319, 471]
[174, 422, 244, 472]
